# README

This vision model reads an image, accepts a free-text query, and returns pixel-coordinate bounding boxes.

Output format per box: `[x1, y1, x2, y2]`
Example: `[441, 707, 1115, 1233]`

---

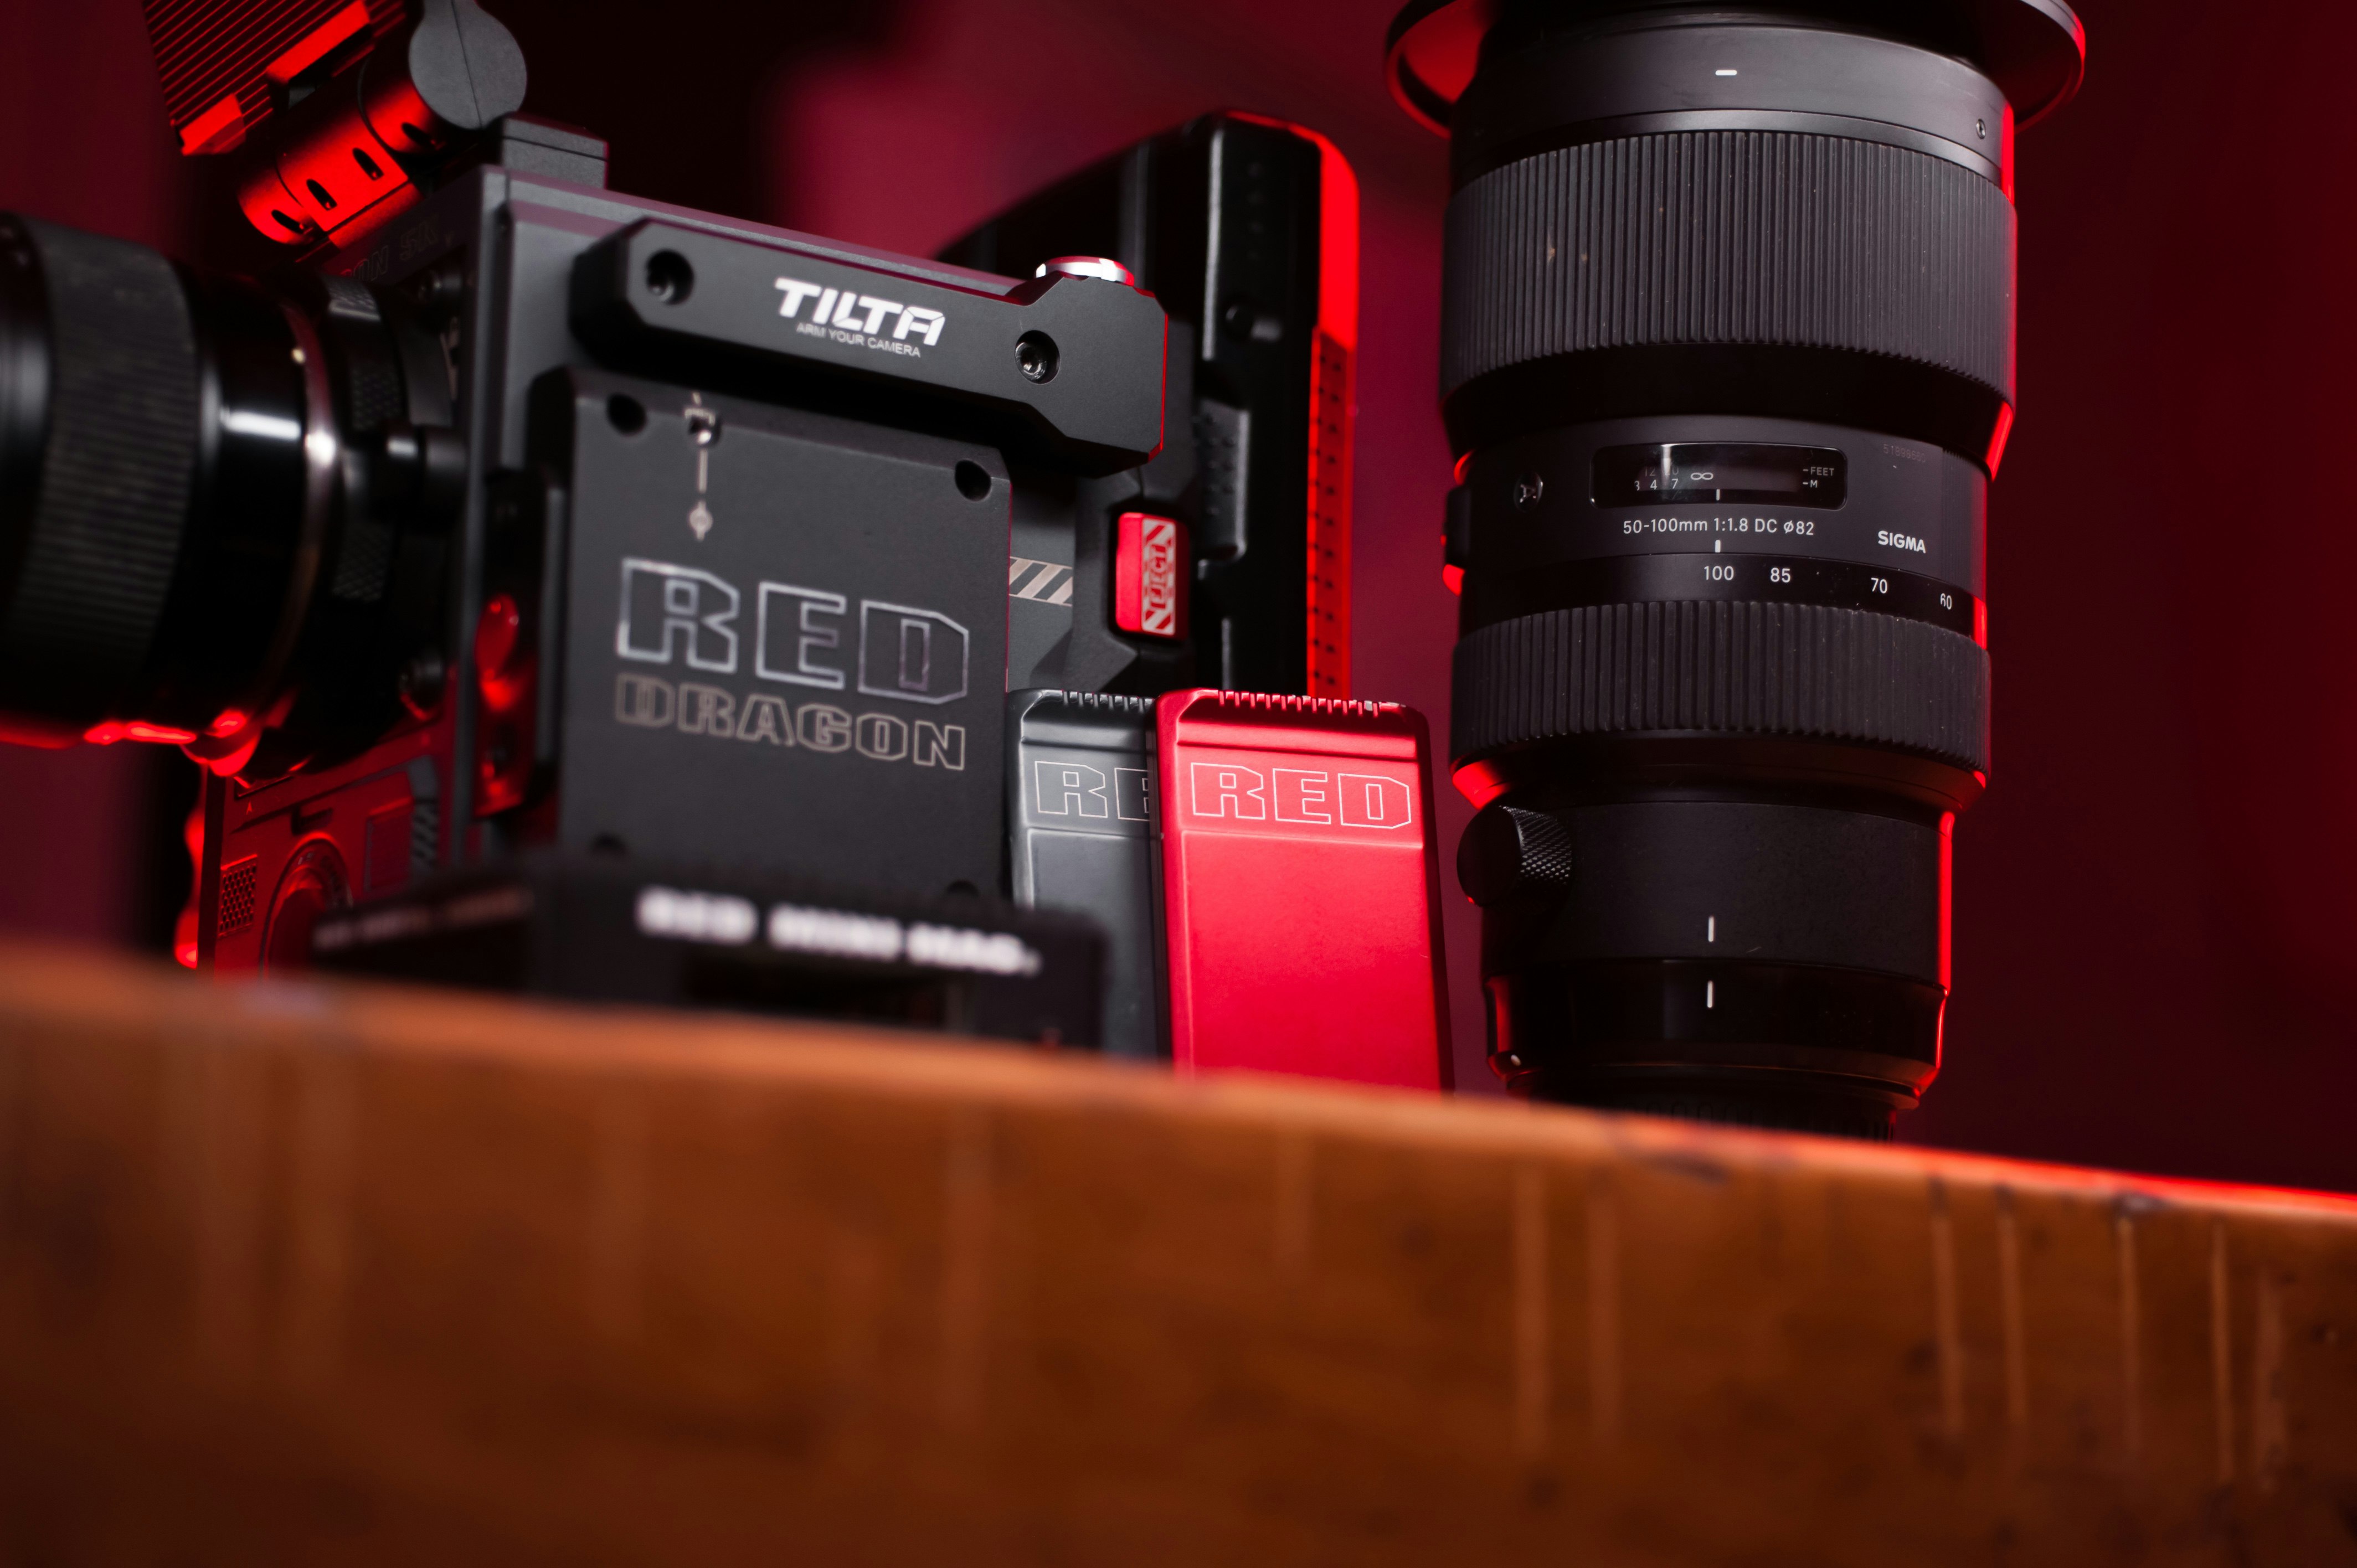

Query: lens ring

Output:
[1451, 601, 1990, 775]
[0, 217, 199, 728]
[1440, 132, 2016, 416]
[226, 299, 341, 725]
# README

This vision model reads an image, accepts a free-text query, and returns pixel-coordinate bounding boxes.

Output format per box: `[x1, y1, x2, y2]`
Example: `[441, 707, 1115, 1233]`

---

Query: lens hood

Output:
[1387, 0, 2086, 135]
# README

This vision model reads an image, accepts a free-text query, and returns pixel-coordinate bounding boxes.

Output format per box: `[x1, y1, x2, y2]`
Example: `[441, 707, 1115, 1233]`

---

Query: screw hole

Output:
[353, 146, 384, 180]
[645, 250, 694, 304]
[1015, 331, 1058, 383]
[954, 461, 992, 501]
[271, 209, 305, 234]
[305, 178, 337, 211]
[607, 394, 647, 434]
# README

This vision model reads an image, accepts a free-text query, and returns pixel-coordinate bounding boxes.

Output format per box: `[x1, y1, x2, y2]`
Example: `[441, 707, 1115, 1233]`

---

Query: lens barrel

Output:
[1391, 1, 2083, 1137]
[0, 215, 456, 766]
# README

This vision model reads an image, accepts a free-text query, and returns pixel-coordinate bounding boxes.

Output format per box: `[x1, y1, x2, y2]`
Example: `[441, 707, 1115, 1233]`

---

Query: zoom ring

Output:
[0, 219, 198, 720]
[1452, 601, 1990, 773]
[1441, 131, 2016, 401]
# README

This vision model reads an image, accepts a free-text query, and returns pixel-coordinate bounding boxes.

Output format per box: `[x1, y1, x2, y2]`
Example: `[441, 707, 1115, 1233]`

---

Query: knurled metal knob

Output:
[1456, 802, 1574, 907]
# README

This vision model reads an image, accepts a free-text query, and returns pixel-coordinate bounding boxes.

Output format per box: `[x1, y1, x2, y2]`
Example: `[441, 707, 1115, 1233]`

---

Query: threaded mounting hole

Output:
[645, 250, 694, 304]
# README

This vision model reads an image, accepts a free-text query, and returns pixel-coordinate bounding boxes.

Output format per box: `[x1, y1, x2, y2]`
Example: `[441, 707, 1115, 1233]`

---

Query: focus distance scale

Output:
[1393, 0, 2085, 1137]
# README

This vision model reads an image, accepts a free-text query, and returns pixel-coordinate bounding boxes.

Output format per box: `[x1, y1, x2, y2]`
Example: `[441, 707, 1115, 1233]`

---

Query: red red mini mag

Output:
[1155, 690, 1450, 1089]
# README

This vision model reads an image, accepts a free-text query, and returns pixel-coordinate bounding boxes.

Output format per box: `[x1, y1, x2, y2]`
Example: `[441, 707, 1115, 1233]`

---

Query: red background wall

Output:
[2, 0, 2349, 1192]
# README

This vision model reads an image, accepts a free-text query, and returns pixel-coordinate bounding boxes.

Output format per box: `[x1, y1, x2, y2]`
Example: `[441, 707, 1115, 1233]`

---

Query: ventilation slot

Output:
[217, 857, 260, 937]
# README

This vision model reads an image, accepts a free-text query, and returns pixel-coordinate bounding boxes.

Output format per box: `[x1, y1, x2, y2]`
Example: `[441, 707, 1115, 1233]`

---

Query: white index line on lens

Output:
[222, 410, 302, 443]
[1716, 68, 1738, 76]
[1706, 981, 1716, 1008]
[1707, 916, 1716, 942]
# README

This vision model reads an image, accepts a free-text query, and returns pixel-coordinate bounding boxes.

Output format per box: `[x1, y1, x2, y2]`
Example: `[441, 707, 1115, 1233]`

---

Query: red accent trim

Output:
[1441, 562, 1464, 596]
[1114, 513, 1190, 639]
[178, 91, 245, 155]
[2000, 101, 2016, 203]
[263, 0, 368, 90]
[1304, 331, 1353, 697]
[1937, 811, 1955, 993]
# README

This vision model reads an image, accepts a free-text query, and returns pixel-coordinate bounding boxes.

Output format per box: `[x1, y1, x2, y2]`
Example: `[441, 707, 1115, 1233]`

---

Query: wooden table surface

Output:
[0, 941, 2350, 1565]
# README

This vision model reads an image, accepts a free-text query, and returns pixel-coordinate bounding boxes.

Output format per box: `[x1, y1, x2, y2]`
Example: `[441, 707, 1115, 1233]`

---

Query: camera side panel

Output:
[533, 368, 1009, 898]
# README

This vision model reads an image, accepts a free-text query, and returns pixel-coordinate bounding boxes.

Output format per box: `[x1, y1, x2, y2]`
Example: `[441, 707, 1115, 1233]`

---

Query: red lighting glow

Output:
[1452, 757, 1509, 810]
[474, 593, 529, 708]
[1986, 402, 2015, 476]
[475, 592, 538, 815]
[83, 720, 200, 746]
[174, 804, 203, 969]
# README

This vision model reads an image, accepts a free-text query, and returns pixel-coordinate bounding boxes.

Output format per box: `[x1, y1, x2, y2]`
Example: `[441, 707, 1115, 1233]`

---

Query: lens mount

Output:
[0, 216, 458, 770]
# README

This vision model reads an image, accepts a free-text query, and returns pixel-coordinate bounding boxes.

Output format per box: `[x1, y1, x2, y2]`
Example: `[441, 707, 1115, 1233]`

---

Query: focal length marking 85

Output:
[1466, 554, 1983, 640]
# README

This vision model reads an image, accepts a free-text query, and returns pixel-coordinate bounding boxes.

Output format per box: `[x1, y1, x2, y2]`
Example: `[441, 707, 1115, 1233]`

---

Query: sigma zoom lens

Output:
[1387, 0, 2085, 1137]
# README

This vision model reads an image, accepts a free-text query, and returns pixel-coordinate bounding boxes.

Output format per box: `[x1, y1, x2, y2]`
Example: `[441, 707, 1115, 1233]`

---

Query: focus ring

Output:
[0, 219, 197, 724]
[1441, 132, 2015, 403]
[1451, 600, 1990, 773]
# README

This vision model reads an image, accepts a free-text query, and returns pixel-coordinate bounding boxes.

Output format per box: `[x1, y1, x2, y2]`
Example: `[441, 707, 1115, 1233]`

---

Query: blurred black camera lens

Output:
[1389, 0, 2084, 1137]
[0, 215, 455, 770]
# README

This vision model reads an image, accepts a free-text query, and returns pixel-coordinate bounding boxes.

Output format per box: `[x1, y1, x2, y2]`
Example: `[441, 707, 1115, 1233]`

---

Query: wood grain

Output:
[0, 941, 2351, 1565]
